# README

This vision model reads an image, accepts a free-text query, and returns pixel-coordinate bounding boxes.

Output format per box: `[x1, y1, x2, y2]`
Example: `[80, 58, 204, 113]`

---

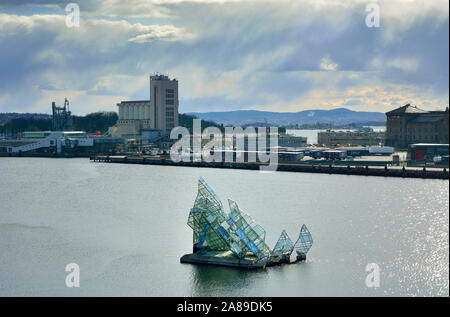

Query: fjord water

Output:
[0, 158, 448, 296]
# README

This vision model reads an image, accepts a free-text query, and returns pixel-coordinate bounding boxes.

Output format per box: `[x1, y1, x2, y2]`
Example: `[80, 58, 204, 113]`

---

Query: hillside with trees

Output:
[0, 112, 118, 134]
[1, 112, 224, 135]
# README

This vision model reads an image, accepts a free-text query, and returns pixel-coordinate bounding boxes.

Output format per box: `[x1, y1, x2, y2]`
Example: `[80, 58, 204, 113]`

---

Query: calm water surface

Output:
[0, 158, 448, 296]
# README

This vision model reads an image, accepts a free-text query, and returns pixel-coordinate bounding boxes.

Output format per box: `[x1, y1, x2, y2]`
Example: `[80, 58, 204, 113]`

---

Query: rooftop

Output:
[117, 100, 150, 105]
[386, 104, 428, 115]
[150, 74, 177, 81]
[410, 143, 449, 147]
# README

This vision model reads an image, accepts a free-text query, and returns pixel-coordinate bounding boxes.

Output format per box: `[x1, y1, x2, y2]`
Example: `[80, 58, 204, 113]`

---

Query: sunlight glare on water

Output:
[0, 158, 448, 296]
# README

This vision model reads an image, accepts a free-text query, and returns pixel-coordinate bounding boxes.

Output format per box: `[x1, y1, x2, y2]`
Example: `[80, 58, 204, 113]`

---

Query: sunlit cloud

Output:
[0, 0, 448, 115]
[320, 57, 339, 71]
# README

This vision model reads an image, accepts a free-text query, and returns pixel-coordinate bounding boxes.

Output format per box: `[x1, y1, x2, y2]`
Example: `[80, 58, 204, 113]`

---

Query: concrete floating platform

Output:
[180, 251, 266, 269]
[180, 250, 306, 269]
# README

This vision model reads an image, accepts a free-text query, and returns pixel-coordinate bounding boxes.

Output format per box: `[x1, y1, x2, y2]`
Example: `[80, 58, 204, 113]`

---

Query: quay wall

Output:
[1, 152, 447, 179]
[90, 155, 449, 180]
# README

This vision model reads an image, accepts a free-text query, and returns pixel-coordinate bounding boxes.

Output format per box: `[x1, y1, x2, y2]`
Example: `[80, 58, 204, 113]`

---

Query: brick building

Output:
[317, 129, 385, 146]
[385, 104, 449, 148]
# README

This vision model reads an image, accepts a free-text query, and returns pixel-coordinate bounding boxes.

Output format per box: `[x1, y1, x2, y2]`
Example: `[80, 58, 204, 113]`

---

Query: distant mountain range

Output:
[187, 108, 386, 126]
[0, 108, 387, 129]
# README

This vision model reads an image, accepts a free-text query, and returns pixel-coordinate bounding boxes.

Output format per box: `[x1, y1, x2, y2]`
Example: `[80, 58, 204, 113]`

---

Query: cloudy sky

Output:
[0, 0, 448, 115]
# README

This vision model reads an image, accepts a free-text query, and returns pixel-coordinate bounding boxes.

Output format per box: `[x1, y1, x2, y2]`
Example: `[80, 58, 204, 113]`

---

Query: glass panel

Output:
[294, 224, 313, 255]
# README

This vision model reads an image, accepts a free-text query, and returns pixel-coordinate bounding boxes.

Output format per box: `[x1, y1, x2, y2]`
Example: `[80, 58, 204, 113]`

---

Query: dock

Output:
[90, 155, 449, 180]
[180, 251, 266, 269]
[180, 251, 307, 269]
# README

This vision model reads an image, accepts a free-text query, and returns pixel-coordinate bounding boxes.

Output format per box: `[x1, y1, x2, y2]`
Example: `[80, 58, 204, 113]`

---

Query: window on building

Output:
[166, 107, 174, 116]
[166, 89, 174, 98]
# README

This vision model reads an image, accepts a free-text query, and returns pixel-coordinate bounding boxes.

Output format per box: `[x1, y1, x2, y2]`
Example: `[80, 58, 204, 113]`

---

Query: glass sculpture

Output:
[187, 178, 313, 266]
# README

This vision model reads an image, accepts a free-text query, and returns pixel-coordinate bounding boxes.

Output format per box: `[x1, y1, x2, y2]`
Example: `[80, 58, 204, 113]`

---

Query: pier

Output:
[90, 155, 449, 180]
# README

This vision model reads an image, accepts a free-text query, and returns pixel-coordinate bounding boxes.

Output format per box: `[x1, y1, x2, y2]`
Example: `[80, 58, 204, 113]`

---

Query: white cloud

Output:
[319, 57, 338, 71]
[261, 82, 449, 113]
[370, 56, 420, 73]
[91, 75, 148, 95]
[127, 25, 195, 43]
[388, 58, 420, 73]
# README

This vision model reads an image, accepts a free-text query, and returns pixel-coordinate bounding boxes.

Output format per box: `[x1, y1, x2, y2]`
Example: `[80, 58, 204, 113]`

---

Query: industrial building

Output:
[116, 74, 179, 139]
[278, 134, 308, 148]
[407, 143, 449, 167]
[116, 100, 152, 138]
[5, 130, 124, 155]
[385, 104, 449, 148]
[317, 128, 385, 146]
[52, 98, 72, 131]
[223, 130, 307, 151]
[2, 99, 124, 156]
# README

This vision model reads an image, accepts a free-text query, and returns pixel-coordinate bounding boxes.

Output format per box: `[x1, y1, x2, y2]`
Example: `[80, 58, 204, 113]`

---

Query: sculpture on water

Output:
[182, 177, 313, 268]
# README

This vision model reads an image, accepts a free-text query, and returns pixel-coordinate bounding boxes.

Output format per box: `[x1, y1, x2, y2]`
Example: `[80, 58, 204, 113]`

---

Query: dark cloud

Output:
[0, 0, 448, 114]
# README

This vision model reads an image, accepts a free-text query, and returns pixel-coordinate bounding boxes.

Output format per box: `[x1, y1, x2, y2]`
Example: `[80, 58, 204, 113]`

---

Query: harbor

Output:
[1, 0, 449, 301]
[0, 157, 448, 296]
[1, 81, 448, 182]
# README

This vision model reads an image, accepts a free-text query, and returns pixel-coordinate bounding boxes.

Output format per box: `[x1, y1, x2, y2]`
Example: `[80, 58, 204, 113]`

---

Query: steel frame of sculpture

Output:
[294, 224, 313, 255]
[270, 229, 294, 262]
[187, 178, 313, 265]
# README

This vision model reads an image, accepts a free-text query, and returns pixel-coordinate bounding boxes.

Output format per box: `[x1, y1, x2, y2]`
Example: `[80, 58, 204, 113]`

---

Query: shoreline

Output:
[90, 155, 448, 180]
[1, 152, 447, 179]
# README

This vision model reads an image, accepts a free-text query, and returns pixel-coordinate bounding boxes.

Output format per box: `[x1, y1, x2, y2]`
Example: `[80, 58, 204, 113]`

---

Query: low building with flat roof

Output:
[116, 74, 179, 139]
[408, 143, 449, 161]
[317, 129, 384, 146]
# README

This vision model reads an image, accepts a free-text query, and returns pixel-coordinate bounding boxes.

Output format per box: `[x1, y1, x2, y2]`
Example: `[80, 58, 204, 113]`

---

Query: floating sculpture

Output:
[180, 177, 313, 269]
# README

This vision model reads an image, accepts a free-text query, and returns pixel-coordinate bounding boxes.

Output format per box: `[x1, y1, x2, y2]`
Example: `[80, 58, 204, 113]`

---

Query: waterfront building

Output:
[22, 131, 54, 139]
[5, 131, 124, 155]
[116, 100, 152, 139]
[278, 134, 308, 148]
[317, 128, 384, 146]
[222, 131, 307, 151]
[116, 74, 179, 139]
[407, 143, 449, 166]
[335, 146, 370, 157]
[321, 149, 347, 160]
[385, 104, 449, 149]
[150, 74, 179, 131]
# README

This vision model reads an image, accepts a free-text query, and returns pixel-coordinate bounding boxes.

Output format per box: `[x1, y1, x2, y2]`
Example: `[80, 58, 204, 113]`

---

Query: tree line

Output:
[0, 112, 225, 135]
[0, 112, 118, 134]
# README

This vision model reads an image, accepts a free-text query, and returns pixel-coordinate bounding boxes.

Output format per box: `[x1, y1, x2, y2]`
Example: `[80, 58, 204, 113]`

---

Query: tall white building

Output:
[116, 74, 179, 138]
